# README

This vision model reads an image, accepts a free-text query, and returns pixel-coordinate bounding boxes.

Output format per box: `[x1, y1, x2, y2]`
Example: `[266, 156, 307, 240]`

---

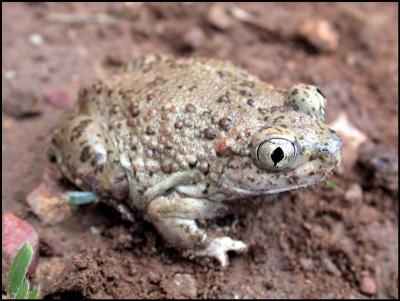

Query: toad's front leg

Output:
[146, 191, 248, 267]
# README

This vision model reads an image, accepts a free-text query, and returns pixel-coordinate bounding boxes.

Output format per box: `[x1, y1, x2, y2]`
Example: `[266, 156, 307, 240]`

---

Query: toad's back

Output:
[74, 55, 289, 188]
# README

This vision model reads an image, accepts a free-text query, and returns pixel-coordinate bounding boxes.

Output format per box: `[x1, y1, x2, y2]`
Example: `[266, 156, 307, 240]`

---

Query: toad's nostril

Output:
[316, 135, 342, 164]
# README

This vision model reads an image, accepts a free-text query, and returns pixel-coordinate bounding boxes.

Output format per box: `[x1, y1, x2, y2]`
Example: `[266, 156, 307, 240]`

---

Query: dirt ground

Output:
[2, 2, 398, 299]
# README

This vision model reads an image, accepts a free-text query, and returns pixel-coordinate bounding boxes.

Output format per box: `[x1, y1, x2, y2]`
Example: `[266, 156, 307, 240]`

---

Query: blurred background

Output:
[2, 2, 398, 299]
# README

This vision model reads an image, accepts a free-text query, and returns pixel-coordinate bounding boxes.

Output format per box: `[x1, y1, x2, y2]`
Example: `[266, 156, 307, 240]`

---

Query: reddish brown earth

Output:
[2, 3, 398, 299]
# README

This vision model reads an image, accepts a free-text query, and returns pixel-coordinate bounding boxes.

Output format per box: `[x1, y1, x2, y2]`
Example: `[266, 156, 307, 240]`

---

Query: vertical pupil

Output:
[271, 147, 284, 166]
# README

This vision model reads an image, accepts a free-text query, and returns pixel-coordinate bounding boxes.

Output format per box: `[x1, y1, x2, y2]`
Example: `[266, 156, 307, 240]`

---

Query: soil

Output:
[2, 3, 398, 299]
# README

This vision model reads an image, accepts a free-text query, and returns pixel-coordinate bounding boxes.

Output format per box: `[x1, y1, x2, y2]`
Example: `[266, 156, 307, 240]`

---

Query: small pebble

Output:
[344, 183, 363, 203]
[2, 212, 39, 283]
[321, 256, 341, 276]
[29, 33, 44, 46]
[206, 4, 232, 30]
[296, 19, 339, 53]
[44, 90, 73, 109]
[360, 276, 377, 295]
[182, 27, 205, 50]
[26, 166, 77, 225]
[299, 257, 314, 271]
[4, 69, 16, 80]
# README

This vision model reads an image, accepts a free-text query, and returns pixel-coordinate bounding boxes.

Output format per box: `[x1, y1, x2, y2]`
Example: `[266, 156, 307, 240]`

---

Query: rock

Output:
[26, 166, 77, 225]
[229, 6, 281, 37]
[44, 90, 74, 109]
[321, 256, 341, 276]
[29, 33, 44, 46]
[299, 257, 314, 271]
[206, 4, 232, 31]
[329, 112, 368, 169]
[357, 144, 398, 197]
[2, 213, 39, 288]
[344, 183, 363, 203]
[4, 69, 16, 80]
[360, 276, 377, 296]
[182, 27, 205, 50]
[161, 273, 197, 299]
[3, 86, 42, 119]
[296, 19, 339, 53]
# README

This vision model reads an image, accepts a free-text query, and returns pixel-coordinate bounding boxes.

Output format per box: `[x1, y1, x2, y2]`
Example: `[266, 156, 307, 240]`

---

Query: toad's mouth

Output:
[224, 180, 314, 196]
[219, 173, 326, 199]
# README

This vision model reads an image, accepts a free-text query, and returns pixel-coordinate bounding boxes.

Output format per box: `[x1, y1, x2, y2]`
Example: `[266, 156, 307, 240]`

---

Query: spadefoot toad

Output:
[51, 54, 341, 266]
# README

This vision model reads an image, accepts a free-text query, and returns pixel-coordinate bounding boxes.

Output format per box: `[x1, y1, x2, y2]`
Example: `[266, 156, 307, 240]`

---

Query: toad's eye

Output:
[255, 138, 297, 170]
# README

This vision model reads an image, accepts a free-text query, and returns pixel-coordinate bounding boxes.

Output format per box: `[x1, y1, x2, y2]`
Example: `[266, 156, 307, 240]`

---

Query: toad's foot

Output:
[146, 191, 247, 267]
[192, 237, 248, 267]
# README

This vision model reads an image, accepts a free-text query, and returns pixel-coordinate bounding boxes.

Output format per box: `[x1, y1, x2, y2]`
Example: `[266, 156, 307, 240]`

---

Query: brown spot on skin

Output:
[189, 160, 197, 168]
[270, 106, 278, 113]
[174, 120, 184, 129]
[71, 119, 92, 142]
[90, 153, 104, 168]
[188, 85, 198, 91]
[240, 80, 255, 88]
[247, 176, 255, 182]
[199, 162, 210, 175]
[216, 140, 231, 156]
[131, 104, 140, 117]
[146, 125, 157, 135]
[273, 116, 284, 123]
[80, 146, 91, 162]
[258, 107, 268, 114]
[204, 127, 216, 140]
[110, 104, 119, 115]
[247, 99, 255, 107]
[216, 91, 231, 103]
[185, 103, 196, 113]
[291, 89, 299, 96]
[240, 90, 252, 97]
[146, 94, 154, 101]
[218, 117, 233, 131]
